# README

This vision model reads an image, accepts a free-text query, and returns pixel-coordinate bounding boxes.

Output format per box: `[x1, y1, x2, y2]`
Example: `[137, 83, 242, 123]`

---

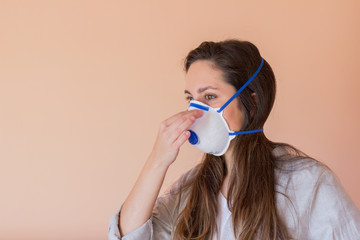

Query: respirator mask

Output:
[187, 58, 264, 156]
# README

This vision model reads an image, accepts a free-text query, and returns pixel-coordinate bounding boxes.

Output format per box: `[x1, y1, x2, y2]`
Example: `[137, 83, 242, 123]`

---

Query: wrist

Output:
[145, 153, 171, 172]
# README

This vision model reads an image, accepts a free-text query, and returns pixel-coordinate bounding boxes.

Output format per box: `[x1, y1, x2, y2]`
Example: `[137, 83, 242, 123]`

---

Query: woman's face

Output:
[184, 60, 245, 132]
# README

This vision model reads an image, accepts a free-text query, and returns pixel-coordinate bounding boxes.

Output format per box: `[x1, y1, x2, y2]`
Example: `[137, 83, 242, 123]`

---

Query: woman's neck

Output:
[224, 142, 236, 174]
[221, 145, 235, 199]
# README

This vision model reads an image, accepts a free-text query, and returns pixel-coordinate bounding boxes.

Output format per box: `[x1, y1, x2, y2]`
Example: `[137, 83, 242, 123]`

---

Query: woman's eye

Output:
[185, 96, 193, 102]
[185, 95, 215, 102]
[205, 95, 216, 100]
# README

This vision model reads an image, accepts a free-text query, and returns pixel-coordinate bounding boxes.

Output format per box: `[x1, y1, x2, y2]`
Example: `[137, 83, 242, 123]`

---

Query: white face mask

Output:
[187, 58, 264, 156]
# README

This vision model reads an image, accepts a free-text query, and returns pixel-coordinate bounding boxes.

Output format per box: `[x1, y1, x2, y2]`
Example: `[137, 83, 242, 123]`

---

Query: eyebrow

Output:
[184, 86, 218, 95]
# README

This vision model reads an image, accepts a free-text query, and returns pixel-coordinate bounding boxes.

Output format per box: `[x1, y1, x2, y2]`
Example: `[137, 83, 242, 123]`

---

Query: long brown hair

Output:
[173, 40, 298, 239]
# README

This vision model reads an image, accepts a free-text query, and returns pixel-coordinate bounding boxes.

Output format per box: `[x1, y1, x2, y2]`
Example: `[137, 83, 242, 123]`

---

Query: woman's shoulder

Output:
[272, 144, 330, 184]
[272, 144, 347, 205]
[275, 155, 336, 198]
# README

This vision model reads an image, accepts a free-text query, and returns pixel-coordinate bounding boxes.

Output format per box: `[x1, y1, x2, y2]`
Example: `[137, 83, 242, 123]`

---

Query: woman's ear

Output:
[250, 92, 258, 117]
[251, 92, 258, 105]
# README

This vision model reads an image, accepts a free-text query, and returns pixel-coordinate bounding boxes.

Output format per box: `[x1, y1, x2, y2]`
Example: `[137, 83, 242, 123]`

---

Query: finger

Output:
[167, 114, 196, 143]
[166, 110, 203, 126]
[163, 109, 203, 127]
[162, 111, 186, 127]
[166, 108, 204, 142]
[173, 130, 191, 149]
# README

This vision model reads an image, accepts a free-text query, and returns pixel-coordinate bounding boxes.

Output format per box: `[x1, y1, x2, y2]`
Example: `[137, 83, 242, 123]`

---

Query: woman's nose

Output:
[193, 96, 204, 102]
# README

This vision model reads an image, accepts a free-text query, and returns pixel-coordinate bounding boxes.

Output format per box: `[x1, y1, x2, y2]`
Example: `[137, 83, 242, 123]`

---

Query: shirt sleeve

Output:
[307, 168, 360, 239]
[108, 197, 174, 240]
[108, 205, 153, 240]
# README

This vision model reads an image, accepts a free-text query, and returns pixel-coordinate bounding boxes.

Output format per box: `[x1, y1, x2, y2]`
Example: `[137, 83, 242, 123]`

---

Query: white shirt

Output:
[212, 192, 232, 240]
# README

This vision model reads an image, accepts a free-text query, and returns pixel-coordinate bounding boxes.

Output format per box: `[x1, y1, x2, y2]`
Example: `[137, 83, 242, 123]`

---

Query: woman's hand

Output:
[148, 109, 203, 168]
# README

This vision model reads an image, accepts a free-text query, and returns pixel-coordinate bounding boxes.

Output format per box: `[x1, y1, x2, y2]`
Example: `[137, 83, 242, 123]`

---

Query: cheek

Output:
[223, 104, 244, 131]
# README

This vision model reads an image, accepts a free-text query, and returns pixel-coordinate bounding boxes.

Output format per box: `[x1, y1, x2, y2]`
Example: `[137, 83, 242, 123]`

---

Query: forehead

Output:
[185, 60, 225, 91]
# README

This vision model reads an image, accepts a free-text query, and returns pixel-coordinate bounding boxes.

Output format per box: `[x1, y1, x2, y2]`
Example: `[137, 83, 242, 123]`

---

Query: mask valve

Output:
[188, 130, 199, 145]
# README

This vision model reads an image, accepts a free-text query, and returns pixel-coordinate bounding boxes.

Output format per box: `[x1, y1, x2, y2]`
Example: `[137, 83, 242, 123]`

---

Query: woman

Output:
[108, 40, 360, 239]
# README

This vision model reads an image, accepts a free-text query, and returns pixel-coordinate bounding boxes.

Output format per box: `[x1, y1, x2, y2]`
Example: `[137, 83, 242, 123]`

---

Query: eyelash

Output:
[185, 95, 216, 102]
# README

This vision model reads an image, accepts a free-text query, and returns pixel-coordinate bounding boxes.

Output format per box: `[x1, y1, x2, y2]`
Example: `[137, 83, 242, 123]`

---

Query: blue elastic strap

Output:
[217, 58, 264, 113]
[189, 102, 209, 111]
[229, 128, 263, 135]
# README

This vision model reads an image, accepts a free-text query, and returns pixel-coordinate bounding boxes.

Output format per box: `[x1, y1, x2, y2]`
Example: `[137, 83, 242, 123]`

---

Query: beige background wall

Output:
[1, 1, 359, 239]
